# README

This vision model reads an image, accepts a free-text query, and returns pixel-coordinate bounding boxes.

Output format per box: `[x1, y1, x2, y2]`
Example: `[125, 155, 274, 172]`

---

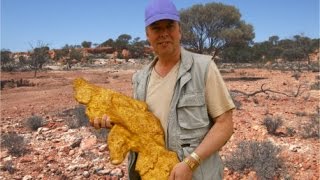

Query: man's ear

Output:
[146, 31, 150, 43]
[178, 25, 182, 41]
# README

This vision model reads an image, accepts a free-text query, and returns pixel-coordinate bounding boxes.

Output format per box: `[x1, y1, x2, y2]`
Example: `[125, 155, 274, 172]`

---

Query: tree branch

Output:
[230, 83, 305, 98]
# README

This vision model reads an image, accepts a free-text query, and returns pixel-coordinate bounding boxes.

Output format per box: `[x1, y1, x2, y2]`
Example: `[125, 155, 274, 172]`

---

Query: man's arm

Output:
[193, 109, 234, 161]
[169, 109, 233, 180]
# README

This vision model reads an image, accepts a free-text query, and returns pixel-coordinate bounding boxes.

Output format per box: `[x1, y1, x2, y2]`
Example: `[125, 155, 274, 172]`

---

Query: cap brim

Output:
[145, 14, 180, 27]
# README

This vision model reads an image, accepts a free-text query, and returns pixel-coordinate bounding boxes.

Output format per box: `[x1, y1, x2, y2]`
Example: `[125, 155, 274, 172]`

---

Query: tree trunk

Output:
[34, 68, 37, 77]
[307, 55, 311, 72]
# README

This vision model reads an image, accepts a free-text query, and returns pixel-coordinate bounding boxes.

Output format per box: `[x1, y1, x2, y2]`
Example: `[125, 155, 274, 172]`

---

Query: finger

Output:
[102, 115, 112, 128]
[169, 170, 175, 180]
[93, 117, 101, 129]
[100, 115, 106, 128]
[105, 116, 114, 128]
[90, 118, 98, 127]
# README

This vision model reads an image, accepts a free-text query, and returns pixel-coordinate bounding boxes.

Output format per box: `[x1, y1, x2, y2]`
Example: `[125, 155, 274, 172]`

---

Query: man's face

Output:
[146, 20, 181, 57]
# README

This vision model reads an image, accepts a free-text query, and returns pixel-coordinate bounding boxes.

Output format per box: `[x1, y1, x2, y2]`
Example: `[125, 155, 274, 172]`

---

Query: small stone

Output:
[302, 162, 311, 170]
[36, 136, 45, 141]
[37, 174, 44, 179]
[55, 119, 64, 122]
[3, 156, 12, 162]
[52, 139, 60, 143]
[37, 127, 43, 134]
[97, 169, 111, 176]
[70, 137, 82, 149]
[68, 150, 75, 156]
[99, 144, 107, 152]
[80, 136, 97, 150]
[110, 168, 124, 177]
[61, 125, 69, 132]
[83, 171, 90, 178]
[60, 146, 71, 154]
[19, 156, 33, 163]
[22, 175, 32, 180]
[78, 163, 88, 169]
[66, 165, 78, 171]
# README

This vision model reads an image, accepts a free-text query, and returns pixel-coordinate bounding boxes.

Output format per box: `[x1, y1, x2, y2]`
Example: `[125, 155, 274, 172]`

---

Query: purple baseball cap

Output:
[145, 0, 180, 27]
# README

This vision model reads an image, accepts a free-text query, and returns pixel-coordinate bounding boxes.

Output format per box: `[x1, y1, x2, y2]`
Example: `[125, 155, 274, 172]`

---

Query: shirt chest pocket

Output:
[177, 93, 210, 130]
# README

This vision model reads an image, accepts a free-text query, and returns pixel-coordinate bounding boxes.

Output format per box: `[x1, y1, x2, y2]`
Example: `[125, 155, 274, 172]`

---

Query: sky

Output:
[1, 0, 319, 52]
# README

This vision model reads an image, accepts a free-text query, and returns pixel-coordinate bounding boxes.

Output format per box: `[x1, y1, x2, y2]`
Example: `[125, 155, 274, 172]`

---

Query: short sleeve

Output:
[205, 61, 235, 119]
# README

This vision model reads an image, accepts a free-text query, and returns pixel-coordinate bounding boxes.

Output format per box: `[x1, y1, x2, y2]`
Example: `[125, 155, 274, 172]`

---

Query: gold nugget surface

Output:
[73, 78, 179, 179]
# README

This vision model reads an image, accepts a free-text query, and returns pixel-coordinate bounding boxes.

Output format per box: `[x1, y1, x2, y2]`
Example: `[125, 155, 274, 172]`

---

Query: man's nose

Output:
[159, 28, 169, 38]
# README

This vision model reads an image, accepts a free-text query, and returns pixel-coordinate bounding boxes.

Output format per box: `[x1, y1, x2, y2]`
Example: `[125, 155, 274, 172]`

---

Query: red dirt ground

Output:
[1, 66, 319, 179]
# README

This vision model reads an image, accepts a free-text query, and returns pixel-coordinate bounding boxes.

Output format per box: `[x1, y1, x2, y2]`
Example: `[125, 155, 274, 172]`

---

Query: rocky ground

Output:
[1, 63, 319, 180]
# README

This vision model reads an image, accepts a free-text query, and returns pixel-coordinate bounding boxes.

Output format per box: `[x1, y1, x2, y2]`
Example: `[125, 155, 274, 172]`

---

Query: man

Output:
[94, 0, 235, 179]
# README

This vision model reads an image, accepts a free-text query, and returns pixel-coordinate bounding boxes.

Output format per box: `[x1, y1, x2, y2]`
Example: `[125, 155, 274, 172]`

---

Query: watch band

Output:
[190, 152, 201, 164]
[183, 158, 198, 171]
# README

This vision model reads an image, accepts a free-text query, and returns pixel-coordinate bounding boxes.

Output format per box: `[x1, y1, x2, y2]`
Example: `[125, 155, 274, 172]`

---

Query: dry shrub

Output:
[91, 128, 109, 142]
[25, 115, 44, 131]
[16, 79, 35, 87]
[1, 132, 28, 156]
[65, 105, 89, 129]
[262, 116, 283, 135]
[1, 161, 15, 174]
[301, 115, 320, 139]
[310, 81, 320, 90]
[0, 79, 35, 90]
[230, 92, 242, 110]
[286, 127, 296, 137]
[291, 71, 301, 80]
[225, 140, 283, 180]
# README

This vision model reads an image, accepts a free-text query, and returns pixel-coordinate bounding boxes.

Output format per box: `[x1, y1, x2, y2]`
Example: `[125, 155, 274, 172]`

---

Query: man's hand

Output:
[90, 115, 114, 129]
[169, 161, 193, 180]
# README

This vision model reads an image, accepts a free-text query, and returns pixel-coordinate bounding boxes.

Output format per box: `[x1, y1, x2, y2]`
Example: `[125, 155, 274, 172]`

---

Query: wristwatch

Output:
[183, 158, 198, 171]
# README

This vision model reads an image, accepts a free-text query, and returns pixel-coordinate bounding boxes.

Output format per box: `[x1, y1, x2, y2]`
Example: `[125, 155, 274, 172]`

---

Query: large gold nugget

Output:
[73, 78, 179, 179]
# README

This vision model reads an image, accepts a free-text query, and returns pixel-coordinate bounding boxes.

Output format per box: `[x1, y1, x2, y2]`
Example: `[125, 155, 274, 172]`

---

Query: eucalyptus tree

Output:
[115, 34, 132, 50]
[100, 38, 115, 47]
[1, 49, 13, 65]
[180, 2, 254, 59]
[30, 43, 50, 77]
[293, 35, 319, 69]
[81, 41, 92, 48]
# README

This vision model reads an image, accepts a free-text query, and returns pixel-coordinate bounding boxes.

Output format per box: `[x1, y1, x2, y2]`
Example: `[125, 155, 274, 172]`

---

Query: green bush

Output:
[25, 116, 44, 131]
[1, 63, 18, 72]
[1, 132, 28, 156]
[225, 140, 283, 180]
